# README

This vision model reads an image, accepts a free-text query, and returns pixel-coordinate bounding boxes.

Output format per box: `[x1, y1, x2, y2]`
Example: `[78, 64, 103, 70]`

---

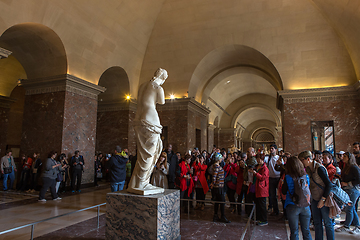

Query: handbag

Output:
[311, 175, 351, 209]
[4, 167, 12, 174]
[56, 172, 63, 182]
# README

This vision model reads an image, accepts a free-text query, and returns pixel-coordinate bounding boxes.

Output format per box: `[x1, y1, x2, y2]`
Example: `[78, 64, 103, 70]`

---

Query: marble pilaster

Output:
[106, 189, 180, 240]
[157, 98, 210, 154]
[96, 101, 137, 155]
[19, 74, 105, 185]
[207, 124, 216, 152]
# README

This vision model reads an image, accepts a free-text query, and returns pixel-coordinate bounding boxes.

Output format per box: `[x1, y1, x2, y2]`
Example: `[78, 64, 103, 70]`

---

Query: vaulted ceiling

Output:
[0, 0, 359, 141]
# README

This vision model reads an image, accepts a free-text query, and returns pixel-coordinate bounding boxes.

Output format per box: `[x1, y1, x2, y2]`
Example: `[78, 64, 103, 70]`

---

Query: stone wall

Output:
[280, 85, 360, 155]
[158, 98, 210, 154]
[96, 105, 137, 156]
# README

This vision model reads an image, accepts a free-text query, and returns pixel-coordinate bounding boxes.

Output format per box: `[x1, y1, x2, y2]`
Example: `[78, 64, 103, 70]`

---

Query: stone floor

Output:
[0, 182, 359, 240]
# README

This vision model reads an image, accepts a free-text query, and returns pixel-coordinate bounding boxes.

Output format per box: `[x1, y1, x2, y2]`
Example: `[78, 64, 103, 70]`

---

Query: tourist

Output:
[151, 152, 169, 188]
[251, 153, 269, 226]
[335, 152, 360, 234]
[210, 153, 230, 223]
[266, 144, 281, 216]
[179, 154, 194, 212]
[299, 150, 334, 240]
[192, 155, 208, 210]
[31, 153, 42, 191]
[108, 146, 128, 192]
[18, 153, 32, 191]
[70, 150, 85, 193]
[38, 151, 62, 201]
[165, 144, 179, 189]
[58, 153, 70, 193]
[244, 147, 257, 217]
[1, 149, 17, 191]
[282, 156, 312, 240]
[94, 153, 102, 186]
[235, 159, 246, 215]
[224, 154, 237, 213]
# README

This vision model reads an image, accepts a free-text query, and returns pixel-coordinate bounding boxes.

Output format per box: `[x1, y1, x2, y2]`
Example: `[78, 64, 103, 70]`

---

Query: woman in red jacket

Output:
[179, 154, 194, 212]
[249, 153, 269, 226]
[193, 155, 209, 210]
[224, 155, 237, 213]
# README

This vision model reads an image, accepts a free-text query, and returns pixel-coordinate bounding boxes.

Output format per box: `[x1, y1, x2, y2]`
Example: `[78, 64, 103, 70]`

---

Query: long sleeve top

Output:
[341, 165, 360, 187]
[212, 164, 224, 188]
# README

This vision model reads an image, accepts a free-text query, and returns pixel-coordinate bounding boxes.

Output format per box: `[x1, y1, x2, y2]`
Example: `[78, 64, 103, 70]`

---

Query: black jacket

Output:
[108, 155, 128, 183]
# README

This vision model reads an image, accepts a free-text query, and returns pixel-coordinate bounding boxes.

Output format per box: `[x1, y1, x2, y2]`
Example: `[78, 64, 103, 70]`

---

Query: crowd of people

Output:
[0, 149, 87, 201]
[143, 143, 360, 238]
[1, 141, 360, 239]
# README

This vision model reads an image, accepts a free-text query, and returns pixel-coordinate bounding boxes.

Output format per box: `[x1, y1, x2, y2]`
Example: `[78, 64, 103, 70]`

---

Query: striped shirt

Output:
[212, 164, 224, 188]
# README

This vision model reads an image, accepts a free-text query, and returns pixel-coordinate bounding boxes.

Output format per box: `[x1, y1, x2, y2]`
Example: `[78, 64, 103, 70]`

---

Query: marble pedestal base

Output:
[106, 189, 180, 240]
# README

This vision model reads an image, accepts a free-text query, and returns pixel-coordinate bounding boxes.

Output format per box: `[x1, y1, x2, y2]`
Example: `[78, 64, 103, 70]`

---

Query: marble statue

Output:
[127, 68, 168, 195]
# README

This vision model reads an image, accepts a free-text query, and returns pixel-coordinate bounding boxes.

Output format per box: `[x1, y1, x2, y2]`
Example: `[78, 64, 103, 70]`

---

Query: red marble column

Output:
[96, 102, 137, 156]
[20, 74, 105, 185]
[0, 96, 15, 155]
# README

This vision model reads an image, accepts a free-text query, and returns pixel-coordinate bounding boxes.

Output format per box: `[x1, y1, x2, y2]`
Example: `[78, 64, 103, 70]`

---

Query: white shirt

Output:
[267, 155, 281, 178]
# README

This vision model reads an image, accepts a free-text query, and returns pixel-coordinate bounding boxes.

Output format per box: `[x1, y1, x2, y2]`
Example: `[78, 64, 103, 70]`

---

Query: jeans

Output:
[111, 180, 125, 192]
[311, 199, 334, 240]
[3, 170, 15, 190]
[269, 177, 280, 214]
[344, 187, 360, 227]
[286, 204, 312, 240]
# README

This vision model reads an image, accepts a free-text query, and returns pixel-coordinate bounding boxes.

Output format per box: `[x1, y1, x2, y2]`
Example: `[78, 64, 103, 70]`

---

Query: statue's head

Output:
[153, 68, 168, 85]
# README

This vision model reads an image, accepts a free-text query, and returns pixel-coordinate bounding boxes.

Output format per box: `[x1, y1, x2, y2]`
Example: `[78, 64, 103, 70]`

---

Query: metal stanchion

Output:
[97, 206, 100, 228]
[30, 225, 34, 240]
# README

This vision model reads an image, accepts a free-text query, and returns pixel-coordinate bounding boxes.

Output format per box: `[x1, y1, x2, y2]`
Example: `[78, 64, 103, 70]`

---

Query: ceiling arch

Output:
[219, 93, 279, 129]
[189, 44, 283, 103]
[0, 23, 67, 80]
[235, 107, 278, 130]
[231, 104, 281, 129]
[202, 67, 277, 106]
[242, 120, 277, 141]
[98, 66, 130, 102]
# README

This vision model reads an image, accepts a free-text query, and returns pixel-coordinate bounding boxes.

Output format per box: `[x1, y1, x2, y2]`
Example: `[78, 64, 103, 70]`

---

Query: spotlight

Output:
[126, 95, 131, 100]
[170, 94, 175, 99]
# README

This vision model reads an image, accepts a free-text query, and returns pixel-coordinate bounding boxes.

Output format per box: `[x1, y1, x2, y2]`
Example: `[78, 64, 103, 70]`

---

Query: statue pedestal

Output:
[106, 189, 180, 240]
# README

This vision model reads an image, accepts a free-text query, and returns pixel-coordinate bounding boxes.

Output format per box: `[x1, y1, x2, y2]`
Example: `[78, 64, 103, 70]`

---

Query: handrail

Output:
[240, 204, 256, 240]
[1, 199, 256, 240]
[0, 202, 106, 239]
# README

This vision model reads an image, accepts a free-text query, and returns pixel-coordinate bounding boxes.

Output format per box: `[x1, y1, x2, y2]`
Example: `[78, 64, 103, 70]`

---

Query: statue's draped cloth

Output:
[133, 119, 163, 185]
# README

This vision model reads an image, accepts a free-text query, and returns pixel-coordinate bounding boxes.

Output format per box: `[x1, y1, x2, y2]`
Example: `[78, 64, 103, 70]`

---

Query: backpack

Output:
[290, 175, 311, 207]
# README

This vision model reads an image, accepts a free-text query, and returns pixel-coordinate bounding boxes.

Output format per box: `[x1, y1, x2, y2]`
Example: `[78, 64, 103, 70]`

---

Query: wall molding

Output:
[0, 96, 16, 108]
[98, 101, 137, 112]
[158, 98, 211, 117]
[0, 47, 12, 59]
[20, 74, 106, 100]
[278, 82, 360, 104]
